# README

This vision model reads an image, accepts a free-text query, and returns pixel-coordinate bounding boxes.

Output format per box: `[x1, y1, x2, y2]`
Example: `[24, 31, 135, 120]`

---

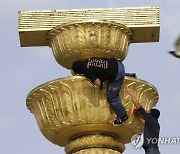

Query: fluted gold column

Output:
[20, 7, 160, 154]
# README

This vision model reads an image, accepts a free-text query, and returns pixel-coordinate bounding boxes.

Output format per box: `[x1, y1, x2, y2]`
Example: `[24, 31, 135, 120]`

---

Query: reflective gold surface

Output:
[21, 6, 161, 154]
[48, 20, 131, 69]
[18, 7, 160, 46]
[65, 134, 124, 154]
[26, 76, 159, 153]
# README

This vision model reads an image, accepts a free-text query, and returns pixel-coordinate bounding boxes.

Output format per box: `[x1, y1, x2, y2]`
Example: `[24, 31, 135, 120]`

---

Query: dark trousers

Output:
[145, 148, 160, 154]
[106, 61, 126, 118]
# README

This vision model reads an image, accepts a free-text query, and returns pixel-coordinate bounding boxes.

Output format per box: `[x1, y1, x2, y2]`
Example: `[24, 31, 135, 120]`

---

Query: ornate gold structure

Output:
[27, 76, 158, 154]
[18, 7, 160, 47]
[19, 6, 160, 154]
[48, 21, 131, 68]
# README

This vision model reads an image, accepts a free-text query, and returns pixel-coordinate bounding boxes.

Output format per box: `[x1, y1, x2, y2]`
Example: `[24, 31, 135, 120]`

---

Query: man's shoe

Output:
[113, 115, 128, 126]
[131, 73, 137, 78]
[126, 73, 137, 78]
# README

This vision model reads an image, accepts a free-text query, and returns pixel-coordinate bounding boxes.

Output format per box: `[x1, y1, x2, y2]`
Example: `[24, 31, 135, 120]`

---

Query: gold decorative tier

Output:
[26, 76, 159, 153]
[48, 21, 131, 69]
[18, 7, 160, 47]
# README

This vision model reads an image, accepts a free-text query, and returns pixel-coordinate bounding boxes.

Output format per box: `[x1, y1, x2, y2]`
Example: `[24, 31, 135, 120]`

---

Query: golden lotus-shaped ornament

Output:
[26, 76, 158, 153]
[48, 20, 131, 69]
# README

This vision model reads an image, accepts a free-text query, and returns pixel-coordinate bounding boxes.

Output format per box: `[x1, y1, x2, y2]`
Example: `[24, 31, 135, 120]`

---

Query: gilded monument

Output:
[19, 6, 160, 154]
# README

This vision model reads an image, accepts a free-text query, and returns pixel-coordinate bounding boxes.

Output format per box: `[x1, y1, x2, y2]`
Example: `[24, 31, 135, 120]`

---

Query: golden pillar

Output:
[19, 7, 160, 154]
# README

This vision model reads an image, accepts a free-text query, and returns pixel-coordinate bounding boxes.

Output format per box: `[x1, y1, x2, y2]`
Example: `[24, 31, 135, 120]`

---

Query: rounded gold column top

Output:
[26, 76, 158, 147]
[47, 20, 131, 69]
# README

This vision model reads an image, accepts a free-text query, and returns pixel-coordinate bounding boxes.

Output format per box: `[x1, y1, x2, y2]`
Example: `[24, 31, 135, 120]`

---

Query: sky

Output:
[0, 0, 180, 154]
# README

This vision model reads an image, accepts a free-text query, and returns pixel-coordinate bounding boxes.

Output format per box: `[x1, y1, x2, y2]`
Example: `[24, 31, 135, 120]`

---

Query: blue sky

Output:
[0, 0, 180, 154]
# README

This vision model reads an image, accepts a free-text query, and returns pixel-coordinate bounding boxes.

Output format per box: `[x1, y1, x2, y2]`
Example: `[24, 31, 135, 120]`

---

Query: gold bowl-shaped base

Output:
[26, 76, 158, 149]
[48, 20, 131, 69]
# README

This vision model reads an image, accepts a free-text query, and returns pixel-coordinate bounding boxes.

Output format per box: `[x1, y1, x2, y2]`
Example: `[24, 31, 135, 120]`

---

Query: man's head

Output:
[72, 60, 84, 74]
[149, 108, 160, 119]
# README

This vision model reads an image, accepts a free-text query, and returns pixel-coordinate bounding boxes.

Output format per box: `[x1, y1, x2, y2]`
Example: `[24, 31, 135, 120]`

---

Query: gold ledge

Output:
[19, 6, 160, 46]
[54, 124, 132, 146]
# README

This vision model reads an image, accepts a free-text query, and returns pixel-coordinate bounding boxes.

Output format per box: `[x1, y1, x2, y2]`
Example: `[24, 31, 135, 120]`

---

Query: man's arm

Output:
[83, 70, 102, 88]
[125, 86, 141, 109]
[125, 86, 151, 122]
[137, 114, 145, 125]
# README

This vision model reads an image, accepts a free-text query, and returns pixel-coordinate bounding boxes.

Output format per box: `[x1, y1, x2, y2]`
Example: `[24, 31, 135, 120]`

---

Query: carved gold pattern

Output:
[26, 76, 159, 152]
[21, 6, 161, 154]
[48, 21, 131, 69]
[65, 134, 124, 154]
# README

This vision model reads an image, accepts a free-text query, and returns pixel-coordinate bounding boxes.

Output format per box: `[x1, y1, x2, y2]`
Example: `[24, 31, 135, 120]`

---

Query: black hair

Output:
[150, 108, 160, 119]
[72, 60, 84, 74]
